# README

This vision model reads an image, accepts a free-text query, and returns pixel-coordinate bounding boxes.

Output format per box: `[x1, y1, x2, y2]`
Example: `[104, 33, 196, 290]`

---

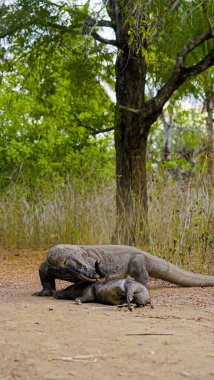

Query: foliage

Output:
[0, 13, 115, 191]
[1, 0, 213, 185]
[147, 102, 208, 175]
[144, 0, 214, 94]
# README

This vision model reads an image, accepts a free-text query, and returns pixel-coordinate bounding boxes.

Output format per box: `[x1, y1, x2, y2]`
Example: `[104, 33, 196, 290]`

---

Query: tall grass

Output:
[0, 174, 213, 273]
[0, 182, 115, 247]
[147, 174, 213, 273]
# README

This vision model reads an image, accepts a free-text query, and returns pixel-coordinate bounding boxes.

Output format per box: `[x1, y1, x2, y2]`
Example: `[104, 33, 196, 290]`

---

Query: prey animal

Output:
[54, 279, 152, 309]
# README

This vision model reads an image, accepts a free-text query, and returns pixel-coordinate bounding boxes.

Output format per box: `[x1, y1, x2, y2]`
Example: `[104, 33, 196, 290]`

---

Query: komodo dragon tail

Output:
[144, 251, 214, 287]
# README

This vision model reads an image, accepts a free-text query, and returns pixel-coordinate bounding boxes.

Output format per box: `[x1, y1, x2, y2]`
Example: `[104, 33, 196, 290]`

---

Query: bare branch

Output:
[91, 31, 117, 46]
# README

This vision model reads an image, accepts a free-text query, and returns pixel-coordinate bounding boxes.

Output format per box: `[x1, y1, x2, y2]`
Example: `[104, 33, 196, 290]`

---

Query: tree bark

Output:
[205, 90, 214, 180]
[111, 35, 153, 243]
[114, 109, 149, 245]
[161, 111, 173, 161]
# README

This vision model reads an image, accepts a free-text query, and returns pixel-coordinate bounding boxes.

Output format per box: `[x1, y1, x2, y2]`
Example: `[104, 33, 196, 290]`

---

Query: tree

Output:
[107, 0, 214, 244]
[0, 16, 114, 190]
[1, 0, 214, 244]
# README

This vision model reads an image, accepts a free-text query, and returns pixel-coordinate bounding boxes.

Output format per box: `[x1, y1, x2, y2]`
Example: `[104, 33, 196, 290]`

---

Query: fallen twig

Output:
[83, 306, 117, 311]
[49, 354, 107, 362]
[126, 333, 174, 336]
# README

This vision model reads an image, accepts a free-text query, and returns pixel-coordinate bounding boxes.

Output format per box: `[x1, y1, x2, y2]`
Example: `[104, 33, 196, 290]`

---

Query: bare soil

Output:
[0, 246, 214, 380]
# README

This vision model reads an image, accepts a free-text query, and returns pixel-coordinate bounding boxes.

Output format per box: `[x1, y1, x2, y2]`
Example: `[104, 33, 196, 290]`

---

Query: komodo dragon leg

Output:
[128, 255, 149, 285]
[32, 261, 56, 296]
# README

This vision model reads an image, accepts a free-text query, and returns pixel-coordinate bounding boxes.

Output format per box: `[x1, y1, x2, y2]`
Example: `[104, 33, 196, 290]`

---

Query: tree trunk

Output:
[205, 90, 214, 181]
[108, 1, 157, 245]
[113, 49, 151, 245]
[161, 111, 173, 161]
[114, 115, 149, 245]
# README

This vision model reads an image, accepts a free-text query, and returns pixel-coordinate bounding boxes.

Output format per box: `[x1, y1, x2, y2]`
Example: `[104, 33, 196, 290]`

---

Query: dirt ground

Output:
[0, 247, 214, 380]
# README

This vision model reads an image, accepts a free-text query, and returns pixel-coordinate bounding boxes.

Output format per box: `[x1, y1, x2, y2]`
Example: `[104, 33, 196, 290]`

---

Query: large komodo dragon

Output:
[54, 279, 152, 309]
[33, 244, 214, 296]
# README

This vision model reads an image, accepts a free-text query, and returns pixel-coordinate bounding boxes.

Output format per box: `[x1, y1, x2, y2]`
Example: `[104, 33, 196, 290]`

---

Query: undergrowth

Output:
[0, 174, 213, 273]
[147, 174, 213, 274]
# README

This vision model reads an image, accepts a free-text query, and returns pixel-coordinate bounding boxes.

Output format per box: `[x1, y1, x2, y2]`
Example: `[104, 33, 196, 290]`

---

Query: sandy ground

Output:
[0, 247, 214, 380]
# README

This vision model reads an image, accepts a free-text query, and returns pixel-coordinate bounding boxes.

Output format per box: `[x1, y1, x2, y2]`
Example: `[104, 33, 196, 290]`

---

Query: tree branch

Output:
[144, 30, 214, 117]
[75, 121, 114, 135]
[0, 19, 117, 47]
[91, 31, 117, 46]
[73, 113, 114, 135]
[84, 16, 114, 29]
[42, 21, 74, 33]
[175, 29, 214, 72]
[84, 126, 114, 135]
[0, 20, 73, 39]
[183, 48, 214, 77]
[119, 30, 214, 120]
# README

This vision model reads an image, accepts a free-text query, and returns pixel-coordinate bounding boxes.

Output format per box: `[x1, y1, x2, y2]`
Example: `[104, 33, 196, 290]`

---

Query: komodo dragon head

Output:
[62, 254, 102, 282]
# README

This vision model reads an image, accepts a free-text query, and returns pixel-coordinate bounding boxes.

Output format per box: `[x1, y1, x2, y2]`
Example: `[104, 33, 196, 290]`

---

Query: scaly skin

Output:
[33, 244, 214, 296]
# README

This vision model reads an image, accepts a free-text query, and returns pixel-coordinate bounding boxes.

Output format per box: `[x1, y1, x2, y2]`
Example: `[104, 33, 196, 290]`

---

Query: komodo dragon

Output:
[54, 279, 151, 309]
[33, 244, 214, 296]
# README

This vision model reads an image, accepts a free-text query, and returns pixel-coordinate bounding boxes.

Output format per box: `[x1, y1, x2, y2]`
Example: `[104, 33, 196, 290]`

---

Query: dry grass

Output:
[147, 174, 213, 273]
[0, 183, 115, 247]
[0, 174, 213, 273]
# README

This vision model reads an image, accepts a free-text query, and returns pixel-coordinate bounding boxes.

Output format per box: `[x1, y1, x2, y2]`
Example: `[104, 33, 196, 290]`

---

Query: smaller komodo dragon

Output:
[33, 244, 214, 297]
[54, 279, 151, 309]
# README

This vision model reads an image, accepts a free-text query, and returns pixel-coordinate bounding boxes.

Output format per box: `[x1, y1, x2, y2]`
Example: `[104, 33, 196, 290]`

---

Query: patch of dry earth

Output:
[0, 247, 214, 380]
